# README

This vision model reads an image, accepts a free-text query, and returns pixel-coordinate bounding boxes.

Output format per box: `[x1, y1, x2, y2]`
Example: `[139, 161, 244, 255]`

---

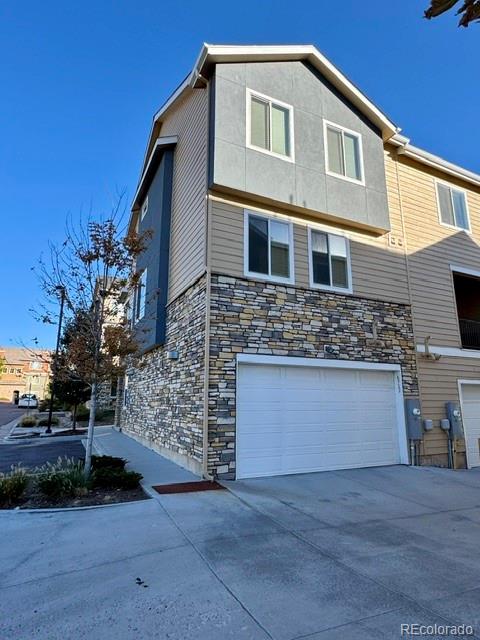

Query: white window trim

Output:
[123, 374, 129, 407]
[140, 195, 149, 221]
[307, 226, 353, 294]
[243, 209, 295, 285]
[246, 89, 295, 163]
[135, 269, 147, 322]
[434, 179, 471, 233]
[323, 119, 365, 186]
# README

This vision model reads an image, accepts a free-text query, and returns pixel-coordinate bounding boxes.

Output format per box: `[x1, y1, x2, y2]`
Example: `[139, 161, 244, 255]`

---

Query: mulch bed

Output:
[153, 480, 225, 494]
[2, 479, 149, 510]
[51, 429, 87, 437]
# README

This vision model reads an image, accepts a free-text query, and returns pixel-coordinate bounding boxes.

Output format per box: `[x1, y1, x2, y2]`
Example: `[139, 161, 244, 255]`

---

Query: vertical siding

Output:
[160, 88, 209, 302]
[210, 196, 409, 305]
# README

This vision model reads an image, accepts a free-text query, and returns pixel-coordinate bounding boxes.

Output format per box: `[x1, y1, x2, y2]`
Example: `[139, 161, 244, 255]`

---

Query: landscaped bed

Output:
[0, 455, 149, 509]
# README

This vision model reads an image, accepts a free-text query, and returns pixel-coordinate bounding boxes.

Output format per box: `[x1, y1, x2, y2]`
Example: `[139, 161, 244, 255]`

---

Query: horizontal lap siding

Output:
[161, 88, 208, 302]
[416, 356, 480, 456]
[386, 147, 480, 462]
[210, 197, 409, 305]
[391, 152, 480, 348]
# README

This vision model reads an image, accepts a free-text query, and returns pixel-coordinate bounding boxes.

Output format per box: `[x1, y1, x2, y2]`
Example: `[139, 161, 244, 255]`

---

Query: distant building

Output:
[0, 347, 51, 402]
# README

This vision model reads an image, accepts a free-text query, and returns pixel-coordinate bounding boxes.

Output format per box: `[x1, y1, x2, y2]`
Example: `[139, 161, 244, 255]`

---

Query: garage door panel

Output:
[237, 362, 403, 479]
[460, 384, 480, 468]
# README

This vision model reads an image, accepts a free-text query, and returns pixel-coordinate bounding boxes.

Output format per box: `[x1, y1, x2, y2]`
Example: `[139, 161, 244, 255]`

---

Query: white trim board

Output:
[416, 344, 480, 359]
[458, 380, 480, 469]
[237, 353, 403, 372]
[450, 264, 480, 279]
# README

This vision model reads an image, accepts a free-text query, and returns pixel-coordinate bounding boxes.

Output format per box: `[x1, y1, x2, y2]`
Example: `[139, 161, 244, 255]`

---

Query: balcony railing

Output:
[459, 318, 480, 349]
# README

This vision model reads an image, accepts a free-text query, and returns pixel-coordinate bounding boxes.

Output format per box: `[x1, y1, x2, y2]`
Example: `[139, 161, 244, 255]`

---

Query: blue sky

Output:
[1, 1, 478, 348]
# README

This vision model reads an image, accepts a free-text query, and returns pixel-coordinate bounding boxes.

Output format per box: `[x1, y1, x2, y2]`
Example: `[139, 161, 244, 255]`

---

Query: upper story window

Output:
[436, 181, 470, 232]
[247, 90, 294, 161]
[135, 269, 147, 321]
[140, 196, 149, 220]
[244, 210, 294, 284]
[308, 228, 352, 293]
[324, 120, 364, 184]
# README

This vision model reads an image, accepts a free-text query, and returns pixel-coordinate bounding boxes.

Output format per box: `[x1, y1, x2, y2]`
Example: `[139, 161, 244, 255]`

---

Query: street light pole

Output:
[45, 286, 66, 435]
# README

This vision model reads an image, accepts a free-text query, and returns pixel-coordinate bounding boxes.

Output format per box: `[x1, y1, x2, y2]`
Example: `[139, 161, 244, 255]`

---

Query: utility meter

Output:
[445, 402, 464, 439]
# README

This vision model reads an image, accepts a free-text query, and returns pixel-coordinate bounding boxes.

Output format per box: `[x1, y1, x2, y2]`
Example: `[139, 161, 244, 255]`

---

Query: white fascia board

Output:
[391, 133, 480, 188]
[197, 44, 398, 140]
[153, 74, 192, 123]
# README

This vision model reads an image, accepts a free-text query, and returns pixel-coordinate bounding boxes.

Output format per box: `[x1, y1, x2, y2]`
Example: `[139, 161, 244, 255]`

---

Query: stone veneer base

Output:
[120, 275, 206, 470]
[207, 274, 419, 479]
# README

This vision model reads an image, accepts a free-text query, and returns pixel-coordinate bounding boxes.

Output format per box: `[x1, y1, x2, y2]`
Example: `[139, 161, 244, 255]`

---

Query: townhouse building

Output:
[119, 44, 480, 479]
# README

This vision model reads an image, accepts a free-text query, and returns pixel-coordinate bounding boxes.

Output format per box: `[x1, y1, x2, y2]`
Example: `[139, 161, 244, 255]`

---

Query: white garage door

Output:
[460, 384, 480, 468]
[236, 362, 404, 479]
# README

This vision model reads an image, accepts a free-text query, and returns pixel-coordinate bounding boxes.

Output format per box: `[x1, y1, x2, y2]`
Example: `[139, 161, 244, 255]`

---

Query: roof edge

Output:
[390, 134, 480, 188]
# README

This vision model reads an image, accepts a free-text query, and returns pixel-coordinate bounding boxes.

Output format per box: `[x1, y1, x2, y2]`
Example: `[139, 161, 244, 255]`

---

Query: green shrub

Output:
[90, 468, 142, 490]
[75, 404, 90, 421]
[95, 409, 115, 423]
[36, 457, 87, 499]
[19, 415, 37, 427]
[76, 407, 115, 423]
[0, 466, 29, 506]
[91, 455, 127, 471]
[38, 398, 63, 412]
[37, 417, 60, 427]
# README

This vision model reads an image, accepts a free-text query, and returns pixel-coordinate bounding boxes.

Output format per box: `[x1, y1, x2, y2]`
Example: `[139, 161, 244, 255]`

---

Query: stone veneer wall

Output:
[120, 275, 206, 474]
[208, 274, 418, 479]
[96, 380, 116, 412]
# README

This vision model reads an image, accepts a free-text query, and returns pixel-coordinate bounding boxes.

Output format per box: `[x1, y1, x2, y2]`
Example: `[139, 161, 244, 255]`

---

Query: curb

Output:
[0, 431, 152, 514]
[0, 497, 152, 515]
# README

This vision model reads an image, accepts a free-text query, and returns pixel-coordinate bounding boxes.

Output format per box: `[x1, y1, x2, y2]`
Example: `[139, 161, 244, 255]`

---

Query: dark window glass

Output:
[248, 216, 268, 274]
[270, 220, 290, 278]
[331, 257, 348, 288]
[311, 231, 330, 285]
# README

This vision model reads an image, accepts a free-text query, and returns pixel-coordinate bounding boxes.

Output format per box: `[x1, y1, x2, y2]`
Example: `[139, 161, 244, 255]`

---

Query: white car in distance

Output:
[18, 394, 38, 409]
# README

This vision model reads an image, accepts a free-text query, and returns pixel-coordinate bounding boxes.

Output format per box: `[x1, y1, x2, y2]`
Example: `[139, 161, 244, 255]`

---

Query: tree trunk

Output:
[72, 404, 78, 433]
[84, 382, 97, 477]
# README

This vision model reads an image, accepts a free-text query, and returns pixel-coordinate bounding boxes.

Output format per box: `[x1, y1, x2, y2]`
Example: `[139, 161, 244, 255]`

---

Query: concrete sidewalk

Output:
[92, 427, 199, 490]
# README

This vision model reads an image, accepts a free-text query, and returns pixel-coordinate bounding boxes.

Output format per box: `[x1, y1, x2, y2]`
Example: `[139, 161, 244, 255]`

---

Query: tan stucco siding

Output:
[160, 88, 209, 302]
[210, 195, 409, 305]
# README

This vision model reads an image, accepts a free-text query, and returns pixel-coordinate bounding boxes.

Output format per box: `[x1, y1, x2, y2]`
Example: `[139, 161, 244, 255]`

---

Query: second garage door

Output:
[236, 361, 405, 479]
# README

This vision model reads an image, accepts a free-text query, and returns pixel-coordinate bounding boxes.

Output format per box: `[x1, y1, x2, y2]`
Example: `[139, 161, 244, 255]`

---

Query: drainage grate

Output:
[152, 480, 225, 495]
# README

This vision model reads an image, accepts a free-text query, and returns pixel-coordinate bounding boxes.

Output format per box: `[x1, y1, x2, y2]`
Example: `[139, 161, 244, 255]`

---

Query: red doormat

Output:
[152, 480, 225, 495]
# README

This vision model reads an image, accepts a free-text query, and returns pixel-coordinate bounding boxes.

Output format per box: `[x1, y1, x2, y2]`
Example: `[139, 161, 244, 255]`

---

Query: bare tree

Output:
[425, 0, 480, 26]
[34, 194, 150, 476]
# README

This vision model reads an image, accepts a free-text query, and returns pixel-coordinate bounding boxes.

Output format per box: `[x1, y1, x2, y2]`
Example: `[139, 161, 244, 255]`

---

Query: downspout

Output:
[393, 146, 423, 466]
[202, 79, 213, 480]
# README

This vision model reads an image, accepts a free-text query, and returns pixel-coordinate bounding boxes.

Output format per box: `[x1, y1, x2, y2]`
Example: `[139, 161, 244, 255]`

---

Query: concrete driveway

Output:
[1, 465, 480, 639]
